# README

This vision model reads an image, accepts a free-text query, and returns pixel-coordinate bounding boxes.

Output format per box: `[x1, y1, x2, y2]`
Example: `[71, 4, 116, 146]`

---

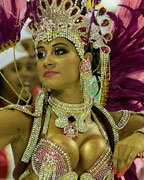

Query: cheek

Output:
[37, 62, 44, 81]
[61, 59, 80, 79]
[4, 72, 18, 84]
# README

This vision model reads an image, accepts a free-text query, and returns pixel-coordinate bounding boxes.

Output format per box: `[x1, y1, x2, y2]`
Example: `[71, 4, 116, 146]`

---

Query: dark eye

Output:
[36, 50, 47, 59]
[26, 64, 33, 71]
[11, 65, 21, 72]
[53, 47, 67, 55]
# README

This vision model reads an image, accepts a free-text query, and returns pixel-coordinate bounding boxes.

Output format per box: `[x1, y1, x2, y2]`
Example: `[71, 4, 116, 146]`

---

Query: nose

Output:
[43, 53, 54, 68]
[19, 66, 31, 79]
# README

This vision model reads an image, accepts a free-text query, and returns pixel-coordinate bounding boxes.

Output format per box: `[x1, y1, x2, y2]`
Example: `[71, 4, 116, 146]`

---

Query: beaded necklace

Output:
[48, 95, 93, 138]
[21, 92, 119, 165]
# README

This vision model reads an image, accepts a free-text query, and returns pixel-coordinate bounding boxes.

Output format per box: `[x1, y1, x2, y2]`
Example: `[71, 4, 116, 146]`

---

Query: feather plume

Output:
[105, 0, 144, 112]
[0, 0, 29, 52]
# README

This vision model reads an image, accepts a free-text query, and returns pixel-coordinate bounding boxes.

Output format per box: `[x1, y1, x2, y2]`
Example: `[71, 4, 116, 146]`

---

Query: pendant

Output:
[64, 123, 78, 139]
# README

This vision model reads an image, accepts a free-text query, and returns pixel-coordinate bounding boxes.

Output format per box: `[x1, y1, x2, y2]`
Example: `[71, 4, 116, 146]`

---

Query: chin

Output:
[42, 82, 58, 90]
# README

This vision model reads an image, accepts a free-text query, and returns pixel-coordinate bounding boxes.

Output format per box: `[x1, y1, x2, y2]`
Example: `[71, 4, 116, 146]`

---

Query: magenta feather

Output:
[106, 0, 144, 112]
[0, 0, 29, 52]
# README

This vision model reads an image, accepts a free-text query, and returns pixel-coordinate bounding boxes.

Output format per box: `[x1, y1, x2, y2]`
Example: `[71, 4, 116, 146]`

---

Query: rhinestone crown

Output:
[29, 0, 112, 59]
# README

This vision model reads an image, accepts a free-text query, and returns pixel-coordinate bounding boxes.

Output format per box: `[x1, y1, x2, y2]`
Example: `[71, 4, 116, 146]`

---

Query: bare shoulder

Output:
[0, 108, 33, 148]
[0, 108, 32, 129]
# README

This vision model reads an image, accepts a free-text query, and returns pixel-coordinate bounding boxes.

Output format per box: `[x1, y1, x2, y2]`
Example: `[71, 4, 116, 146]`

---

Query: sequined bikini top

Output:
[30, 137, 113, 180]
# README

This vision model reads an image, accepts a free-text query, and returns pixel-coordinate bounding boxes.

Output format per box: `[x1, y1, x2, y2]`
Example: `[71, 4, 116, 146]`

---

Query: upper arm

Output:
[0, 109, 31, 148]
[110, 111, 144, 140]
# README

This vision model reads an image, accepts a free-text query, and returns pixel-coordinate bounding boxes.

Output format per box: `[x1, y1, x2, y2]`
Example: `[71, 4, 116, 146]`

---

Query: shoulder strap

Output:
[13, 161, 28, 180]
[92, 105, 118, 152]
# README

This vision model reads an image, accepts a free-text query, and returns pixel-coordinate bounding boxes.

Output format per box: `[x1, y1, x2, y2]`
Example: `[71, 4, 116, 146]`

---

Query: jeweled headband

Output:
[29, 0, 112, 59]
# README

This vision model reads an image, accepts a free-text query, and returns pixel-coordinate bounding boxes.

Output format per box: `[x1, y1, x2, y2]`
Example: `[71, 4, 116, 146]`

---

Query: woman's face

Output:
[2, 57, 39, 100]
[36, 37, 81, 90]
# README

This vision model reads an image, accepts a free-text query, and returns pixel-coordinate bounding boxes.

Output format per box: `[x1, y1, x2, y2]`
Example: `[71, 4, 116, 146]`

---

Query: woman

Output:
[0, 23, 39, 179]
[0, 0, 144, 180]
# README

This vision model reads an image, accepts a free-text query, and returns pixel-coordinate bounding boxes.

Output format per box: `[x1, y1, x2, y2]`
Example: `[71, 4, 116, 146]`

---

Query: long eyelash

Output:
[36, 50, 47, 59]
[53, 47, 67, 55]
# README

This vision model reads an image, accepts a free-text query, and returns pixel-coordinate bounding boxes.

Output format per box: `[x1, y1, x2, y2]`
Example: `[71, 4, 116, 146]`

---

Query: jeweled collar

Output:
[48, 95, 93, 138]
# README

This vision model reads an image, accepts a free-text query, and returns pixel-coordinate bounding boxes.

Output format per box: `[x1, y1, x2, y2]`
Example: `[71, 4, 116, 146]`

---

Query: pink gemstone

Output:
[101, 46, 110, 53]
[41, 1, 46, 9]
[50, 24, 53, 28]
[65, 1, 71, 10]
[103, 33, 112, 40]
[48, 0, 52, 5]
[101, 19, 109, 26]
[80, 36, 88, 43]
[71, 8, 78, 16]
[78, 27, 86, 32]
[99, 7, 106, 16]
[37, 8, 42, 16]
[52, 152, 55, 155]
[57, 0, 62, 6]
[45, 162, 49, 166]
[75, 16, 83, 24]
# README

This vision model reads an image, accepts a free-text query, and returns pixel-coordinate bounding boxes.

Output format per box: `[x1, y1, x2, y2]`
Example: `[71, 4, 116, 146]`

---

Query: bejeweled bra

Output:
[31, 137, 76, 179]
[21, 137, 114, 180]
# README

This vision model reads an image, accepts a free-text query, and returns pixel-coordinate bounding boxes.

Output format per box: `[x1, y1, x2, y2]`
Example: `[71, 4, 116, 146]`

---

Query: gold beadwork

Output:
[49, 95, 93, 136]
[117, 110, 131, 130]
[21, 91, 45, 163]
[94, 101, 119, 145]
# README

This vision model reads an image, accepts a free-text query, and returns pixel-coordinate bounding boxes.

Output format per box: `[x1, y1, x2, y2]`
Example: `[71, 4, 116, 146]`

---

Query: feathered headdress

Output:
[0, 0, 30, 52]
[106, 0, 144, 112]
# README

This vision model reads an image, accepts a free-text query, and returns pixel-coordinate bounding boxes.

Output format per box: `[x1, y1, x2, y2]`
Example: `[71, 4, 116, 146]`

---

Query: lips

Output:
[43, 71, 58, 77]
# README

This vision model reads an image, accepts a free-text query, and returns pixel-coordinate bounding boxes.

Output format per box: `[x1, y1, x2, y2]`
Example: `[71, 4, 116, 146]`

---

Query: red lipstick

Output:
[43, 71, 58, 77]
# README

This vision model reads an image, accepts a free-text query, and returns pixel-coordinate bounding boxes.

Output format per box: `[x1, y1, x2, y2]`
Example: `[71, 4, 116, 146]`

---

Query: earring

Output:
[80, 59, 92, 104]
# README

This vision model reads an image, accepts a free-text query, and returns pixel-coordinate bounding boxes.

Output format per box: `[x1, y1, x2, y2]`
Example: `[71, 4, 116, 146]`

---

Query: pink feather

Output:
[106, 0, 144, 112]
[0, 0, 29, 52]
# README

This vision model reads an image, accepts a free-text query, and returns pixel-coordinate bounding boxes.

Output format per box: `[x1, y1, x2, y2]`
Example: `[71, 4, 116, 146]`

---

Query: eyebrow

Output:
[52, 43, 69, 47]
[36, 43, 69, 50]
[36, 46, 44, 50]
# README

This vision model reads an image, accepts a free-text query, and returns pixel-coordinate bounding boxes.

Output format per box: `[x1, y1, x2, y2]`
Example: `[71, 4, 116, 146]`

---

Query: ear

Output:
[84, 52, 93, 62]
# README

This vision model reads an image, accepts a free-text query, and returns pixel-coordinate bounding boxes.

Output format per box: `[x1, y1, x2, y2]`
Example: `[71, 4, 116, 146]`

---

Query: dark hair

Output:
[85, 44, 101, 95]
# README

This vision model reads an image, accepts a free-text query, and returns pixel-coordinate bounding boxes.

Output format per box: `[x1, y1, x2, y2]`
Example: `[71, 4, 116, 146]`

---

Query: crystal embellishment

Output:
[49, 96, 93, 138]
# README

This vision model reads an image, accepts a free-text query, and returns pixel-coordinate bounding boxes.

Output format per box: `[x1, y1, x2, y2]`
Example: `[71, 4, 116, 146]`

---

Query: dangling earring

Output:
[80, 59, 92, 104]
